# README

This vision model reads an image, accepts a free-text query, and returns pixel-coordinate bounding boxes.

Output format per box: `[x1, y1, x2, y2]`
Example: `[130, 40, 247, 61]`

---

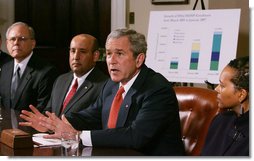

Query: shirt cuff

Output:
[80, 130, 92, 146]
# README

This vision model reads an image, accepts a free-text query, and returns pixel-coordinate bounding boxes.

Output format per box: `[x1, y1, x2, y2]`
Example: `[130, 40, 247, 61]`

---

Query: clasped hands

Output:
[19, 105, 78, 139]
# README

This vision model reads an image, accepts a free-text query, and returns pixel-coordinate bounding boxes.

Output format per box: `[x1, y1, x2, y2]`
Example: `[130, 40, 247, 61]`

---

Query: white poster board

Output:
[146, 9, 240, 84]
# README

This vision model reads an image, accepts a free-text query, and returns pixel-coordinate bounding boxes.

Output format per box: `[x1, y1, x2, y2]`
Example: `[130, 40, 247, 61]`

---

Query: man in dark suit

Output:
[20, 29, 185, 156]
[0, 22, 58, 112]
[42, 34, 108, 117]
[19, 34, 108, 130]
[0, 33, 11, 68]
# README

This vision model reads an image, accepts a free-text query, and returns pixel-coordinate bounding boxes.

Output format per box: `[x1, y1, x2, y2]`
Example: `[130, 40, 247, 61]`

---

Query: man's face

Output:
[105, 36, 144, 85]
[69, 35, 99, 77]
[6, 25, 35, 62]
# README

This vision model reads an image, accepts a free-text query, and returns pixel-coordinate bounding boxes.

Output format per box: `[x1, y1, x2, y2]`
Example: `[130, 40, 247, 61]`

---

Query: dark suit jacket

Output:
[0, 50, 11, 68]
[44, 66, 109, 117]
[67, 64, 185, 156]
[0, 50, 12, 79]
[0, 53, 59, 111]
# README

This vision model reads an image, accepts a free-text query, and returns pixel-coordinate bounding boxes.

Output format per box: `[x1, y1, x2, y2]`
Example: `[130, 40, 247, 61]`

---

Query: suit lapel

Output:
[115, 65, 150, 127]
[12, 55, 36, 108]
[56, 75, 73, 116]
[116, 88, 136, 127]
[61, 67, 106, 115]
[12, 62, 34, 108]
[4, 61, 14, 108]
[104, 85, 118, 125]
[106, 83, 136, 128]
[62, 80, 93, 114]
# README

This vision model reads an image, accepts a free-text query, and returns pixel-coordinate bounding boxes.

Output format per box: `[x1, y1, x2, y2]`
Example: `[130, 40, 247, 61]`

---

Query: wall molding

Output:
[111, 0, 126, 31]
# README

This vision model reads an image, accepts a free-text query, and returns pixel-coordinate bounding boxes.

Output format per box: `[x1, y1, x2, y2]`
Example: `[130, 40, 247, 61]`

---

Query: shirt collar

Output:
[120, 70, 141, 97]
[73, 67, 94, 89]
[14, 52, 33, 76]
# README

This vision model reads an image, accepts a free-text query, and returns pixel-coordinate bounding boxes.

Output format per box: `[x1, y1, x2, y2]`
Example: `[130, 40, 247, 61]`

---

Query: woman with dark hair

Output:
[201, 56, 249, 156]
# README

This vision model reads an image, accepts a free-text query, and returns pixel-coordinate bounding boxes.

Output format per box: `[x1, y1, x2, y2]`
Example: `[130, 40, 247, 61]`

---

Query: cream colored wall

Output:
[209, 0, 249, 57]
[127, 0, 249, 52]
[127, 0, 209, 36]
[0, 0, 14, 53]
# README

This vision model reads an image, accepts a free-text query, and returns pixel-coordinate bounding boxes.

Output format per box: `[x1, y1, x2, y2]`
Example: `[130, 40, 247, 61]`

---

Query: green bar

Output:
[189, 63, 198, 70]
[170, 64, 178, 69]
[210, 61, 219, 70]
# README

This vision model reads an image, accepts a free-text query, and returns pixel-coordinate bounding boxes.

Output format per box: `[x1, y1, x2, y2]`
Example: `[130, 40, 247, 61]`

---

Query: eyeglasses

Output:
[7, 36, 32, 43]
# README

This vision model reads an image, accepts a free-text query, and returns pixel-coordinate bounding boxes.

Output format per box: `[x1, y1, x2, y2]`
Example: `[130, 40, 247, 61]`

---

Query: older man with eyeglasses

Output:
[0, 22, 59, 113]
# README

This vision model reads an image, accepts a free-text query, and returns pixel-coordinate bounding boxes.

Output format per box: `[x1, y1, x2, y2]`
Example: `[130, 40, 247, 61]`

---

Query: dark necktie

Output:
[61, 79, 78, 112]
[107, 86, 125, 128]
[11, 66, 20, 101]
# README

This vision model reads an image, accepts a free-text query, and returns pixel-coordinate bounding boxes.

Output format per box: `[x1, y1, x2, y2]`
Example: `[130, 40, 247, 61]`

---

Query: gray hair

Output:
[6, 22, 35, 39]
[106, 28, 147, 58]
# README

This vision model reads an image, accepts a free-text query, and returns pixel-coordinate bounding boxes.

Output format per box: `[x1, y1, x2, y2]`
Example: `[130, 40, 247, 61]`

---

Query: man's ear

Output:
[93, 50, 100, 61]
[136, 53, 145, 68]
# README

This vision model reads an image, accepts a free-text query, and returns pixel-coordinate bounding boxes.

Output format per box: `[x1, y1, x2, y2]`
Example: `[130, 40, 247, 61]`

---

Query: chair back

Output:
[174, 86, 219, 156]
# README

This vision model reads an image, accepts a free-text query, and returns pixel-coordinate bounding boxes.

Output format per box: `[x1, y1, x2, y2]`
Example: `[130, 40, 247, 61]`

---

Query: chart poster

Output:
[146, 9, 240, 84]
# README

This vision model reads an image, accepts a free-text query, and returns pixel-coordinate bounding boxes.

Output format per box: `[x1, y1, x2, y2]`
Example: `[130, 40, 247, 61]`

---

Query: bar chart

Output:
[146, 9, 240, 84]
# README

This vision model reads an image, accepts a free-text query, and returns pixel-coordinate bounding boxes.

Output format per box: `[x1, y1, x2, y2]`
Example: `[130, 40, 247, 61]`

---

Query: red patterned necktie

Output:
[62, 79, 78, 112]
[107, 86, 125, 128]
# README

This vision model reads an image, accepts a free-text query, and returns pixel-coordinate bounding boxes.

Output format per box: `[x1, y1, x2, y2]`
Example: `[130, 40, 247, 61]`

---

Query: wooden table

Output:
[0, 142, 143, 156]
[0, 107, 143, 156]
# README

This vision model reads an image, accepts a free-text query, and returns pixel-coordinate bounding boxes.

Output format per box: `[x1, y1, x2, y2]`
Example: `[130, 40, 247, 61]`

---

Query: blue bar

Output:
[190, 58, 199, 63]
[191, 51, 199, 58]
[212, 34, 222, 52]
[211, 52, 220, 61]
